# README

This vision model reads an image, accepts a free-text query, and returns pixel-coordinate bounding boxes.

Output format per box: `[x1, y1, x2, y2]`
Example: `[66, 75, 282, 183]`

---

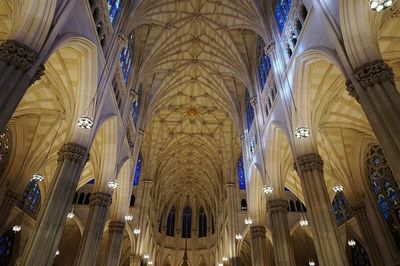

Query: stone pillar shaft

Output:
[249, 225, 271, 266]
[347, 60, 400, 181]
[225, 183, 237, 261]
[130, 254, 141, 266]
[296, 153, 348, 266]
[75, 192, 112, 266]
[20, 143, 88, 266]
[0, 40, 44, 131]
[0, 190, 19, 232]
[268, 199, 295, 266]
[103, 220, 125, 266]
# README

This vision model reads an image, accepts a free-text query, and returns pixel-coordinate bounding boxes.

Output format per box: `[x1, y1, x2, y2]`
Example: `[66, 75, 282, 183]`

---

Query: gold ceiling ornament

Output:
[187, 108, 198, 117]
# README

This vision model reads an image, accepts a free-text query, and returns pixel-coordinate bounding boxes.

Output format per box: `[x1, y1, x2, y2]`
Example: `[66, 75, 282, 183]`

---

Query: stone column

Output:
[347, 60, 400, 181]
[0, 190, 19, 232]
[130, 254, 141, 266]
[20, 143, 88, 266]
[249, 225, 271, 266]
[225, 183, 237, 262]
[268, 199, 296, 266]
[103, 220, 126, 266]
[0, 40, 45, 130]
[75, 192, 112, 266]
[296, 153, 348, 266]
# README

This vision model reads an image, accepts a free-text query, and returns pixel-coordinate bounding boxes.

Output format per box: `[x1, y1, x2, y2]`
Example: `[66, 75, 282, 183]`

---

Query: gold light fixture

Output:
[369, 0, 394, 11]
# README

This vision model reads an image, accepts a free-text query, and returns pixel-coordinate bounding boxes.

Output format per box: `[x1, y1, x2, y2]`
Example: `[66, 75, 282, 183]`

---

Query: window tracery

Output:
[275, 0, 292, 32]
[332, 191, 351, 225]
[120, 46, 132, 83]
[166, 206, 176, 237]
[182, 206, 192, 238]
[23, 180, 41, 215]
[133, 154, 141, 186]
[245, 89, 254, 131]
[238, 155, 246, 190]
[0, 229, 15, 265]
[132, 86, 142, 128]
[107, 0, 120, 24]
[198, 207, 207, 238]
[347, 239, 371, 265]
[256, 37, 271, 92]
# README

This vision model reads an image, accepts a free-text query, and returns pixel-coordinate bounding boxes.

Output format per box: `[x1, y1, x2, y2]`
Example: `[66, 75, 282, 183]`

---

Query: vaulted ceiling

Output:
[129, 0, 261, 212]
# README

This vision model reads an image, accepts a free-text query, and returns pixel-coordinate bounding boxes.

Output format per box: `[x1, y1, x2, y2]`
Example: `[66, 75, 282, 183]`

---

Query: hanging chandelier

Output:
[299, 217, 309, 227]
[67, 211, 75, 220]
[125, 214, 133, 221]
[133, 228, 141, 235]
[55, 250, 60, 256]
[107, 180, 119, 189]
[235, 233, 243, 240]
[31, 173, 44, 182]
[294, 127, 310, 139]
[333, 184, 344, 193]
[77, 116, 94, 129]
[308, 259, 316, 266]
[244, 218, 253, 225]
[369, 0, 394, 11]
[348, 238, 356, 247]
[12, 225, 21, 232]
[263, 185, 273, 194]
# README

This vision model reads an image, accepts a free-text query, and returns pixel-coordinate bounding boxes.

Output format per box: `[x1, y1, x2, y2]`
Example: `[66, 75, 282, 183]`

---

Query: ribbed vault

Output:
[130, 0, 259, 216]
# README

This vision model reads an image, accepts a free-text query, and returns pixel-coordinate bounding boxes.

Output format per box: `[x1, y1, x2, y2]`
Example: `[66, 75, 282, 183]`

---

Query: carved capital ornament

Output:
[354, 60, 395, 89]
[345, 80, 360, 102]
[89, 192, 112, 207]
[57, 143, 88, 165]
[0, 40, 38, 72]
[295, 153, 323, 173]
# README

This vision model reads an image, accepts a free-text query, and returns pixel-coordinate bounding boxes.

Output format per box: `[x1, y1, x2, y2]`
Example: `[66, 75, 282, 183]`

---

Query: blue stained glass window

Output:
[238, 155, 246, 190]
[166, 206, 176, 237]
[87, 179, 94, 185]
[107, 0, 120, 24]
[275, 0, 292, 32]
[182, 206, 192, 238]
[256, 38, 271, 92]
[0, 229, 15, 265]
[245, 89, 254, 130]
[198, 207, 207, 238]
[120, 46, 132, 83]
[23, 180, 41, 215]
[331, 191, 351, 224]
[347, 239, 371, 266]
[133, 154, 141, 186]
[132, 86, 142, 128]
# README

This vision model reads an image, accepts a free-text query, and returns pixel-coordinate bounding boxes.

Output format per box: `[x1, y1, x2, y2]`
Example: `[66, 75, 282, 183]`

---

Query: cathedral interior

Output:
[0, 0, 400, 265]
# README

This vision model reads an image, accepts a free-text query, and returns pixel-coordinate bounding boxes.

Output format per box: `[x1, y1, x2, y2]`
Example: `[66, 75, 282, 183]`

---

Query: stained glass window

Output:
[238, 155, 246, 190]
[23, 180, 41, 215]
[366, 145, 400, 246]
[132, 86, 142, 128]
[166, 206, 176, 236]
[198, 207, 207, 238]
[133, 154, 141, 186]
[0, 128, 10, 175]
[182, 206, 192, 238]
[0, 229, 15, 265]
[120, 46, 132, 83]
[256, 37, 271, 92]
[275, 0, 292, 32]
[347, 239, 371, 266]
[332, 191, 351, 224]
[245, 89, 254, 130]
[107, 0, 120, 24]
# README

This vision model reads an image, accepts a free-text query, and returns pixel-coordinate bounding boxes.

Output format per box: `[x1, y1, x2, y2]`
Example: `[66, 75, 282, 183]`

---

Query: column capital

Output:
[57, 142, 88, 165]
[354, 59, 395, 89]
[30, 64, 46, 85]
[250, 97, 258, 107]
[264, 41, 276, 56]
[0, 40, 38, 71]
[295, 153, 323, 173]
[250, 225, 267, 238]
[117, 32, 128, 47]
[89, 192, 112, 207]
[345, 80, 360, 102]
[268, 199, 289, 213]
[108, 220, 126, 234]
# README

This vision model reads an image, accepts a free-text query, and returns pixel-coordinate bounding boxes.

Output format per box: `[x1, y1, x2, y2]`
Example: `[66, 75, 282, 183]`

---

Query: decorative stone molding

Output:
[354, 60, 395, 89]
[57, 143, 88, 164]
[250, 225, 267, 238]
[117, 32, 128, 47]
[224, 183, 235, 189]
[250, 97, 258, 107]
[30, 64, 46, 85]
[89, 192, 112, 207]
[0, 40, 38, 72]
[345, 80, 360, 102]
[264, 41, 276, 56]
[268, 199, 289, 213]
[138, 129, 144, 138]
[295, 153, 323, 173]
[240, 134, 245, 142]
[108, 220, 126, 233]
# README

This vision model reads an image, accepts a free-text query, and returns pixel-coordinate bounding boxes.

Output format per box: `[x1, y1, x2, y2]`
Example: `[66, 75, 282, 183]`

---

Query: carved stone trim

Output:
[354, 60, 395, 89]
[250, 97, 258, 107]
[30, 64, 46, 85]
[117, 32, 128, 47]
[57, 143, 88, 164]
[240, 134, 245, 142]
[296, 153, 323, 172]
[250, 225, 267, 238]
[0, 40, 38, 71]
[89, 192, 112, 207]
[108, 220, 126, 234]
[264, 41, 276, 56]
[345, 80, 359, 102]
[268, 199, 289, 213]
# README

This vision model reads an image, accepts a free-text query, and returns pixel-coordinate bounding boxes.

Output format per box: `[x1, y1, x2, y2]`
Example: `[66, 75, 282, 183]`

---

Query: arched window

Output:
[107, 0, 120, 24]
[256, 37, 271, 92]
[289, 201, 296, 212]
[130, 194, 135, 207]
[347, 239, 371, 265]
[166, 206, 176, 237]
[0, 228, 15, 265]
[132, 86, 142, 128]
[84, 193, 91, 205]
[238, 155, 246, 190]
[275, 0, 292, 32]
[198, 207, 207, 238]
[182, 206, 192, 238]
[332, 191, 351, 225]
[120, 46, 132, 83]
[241, 199, 247, 211]
[23, 180, 41, 215]
[366, 145, 400, 246]
[78, 193, 85, 204]
[212, 215, 215, 234]
[245, 89, 254, 131]
[0, 128, 10, 175]
[73, 193, 78, 204]
[133, 154, 141, 186]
